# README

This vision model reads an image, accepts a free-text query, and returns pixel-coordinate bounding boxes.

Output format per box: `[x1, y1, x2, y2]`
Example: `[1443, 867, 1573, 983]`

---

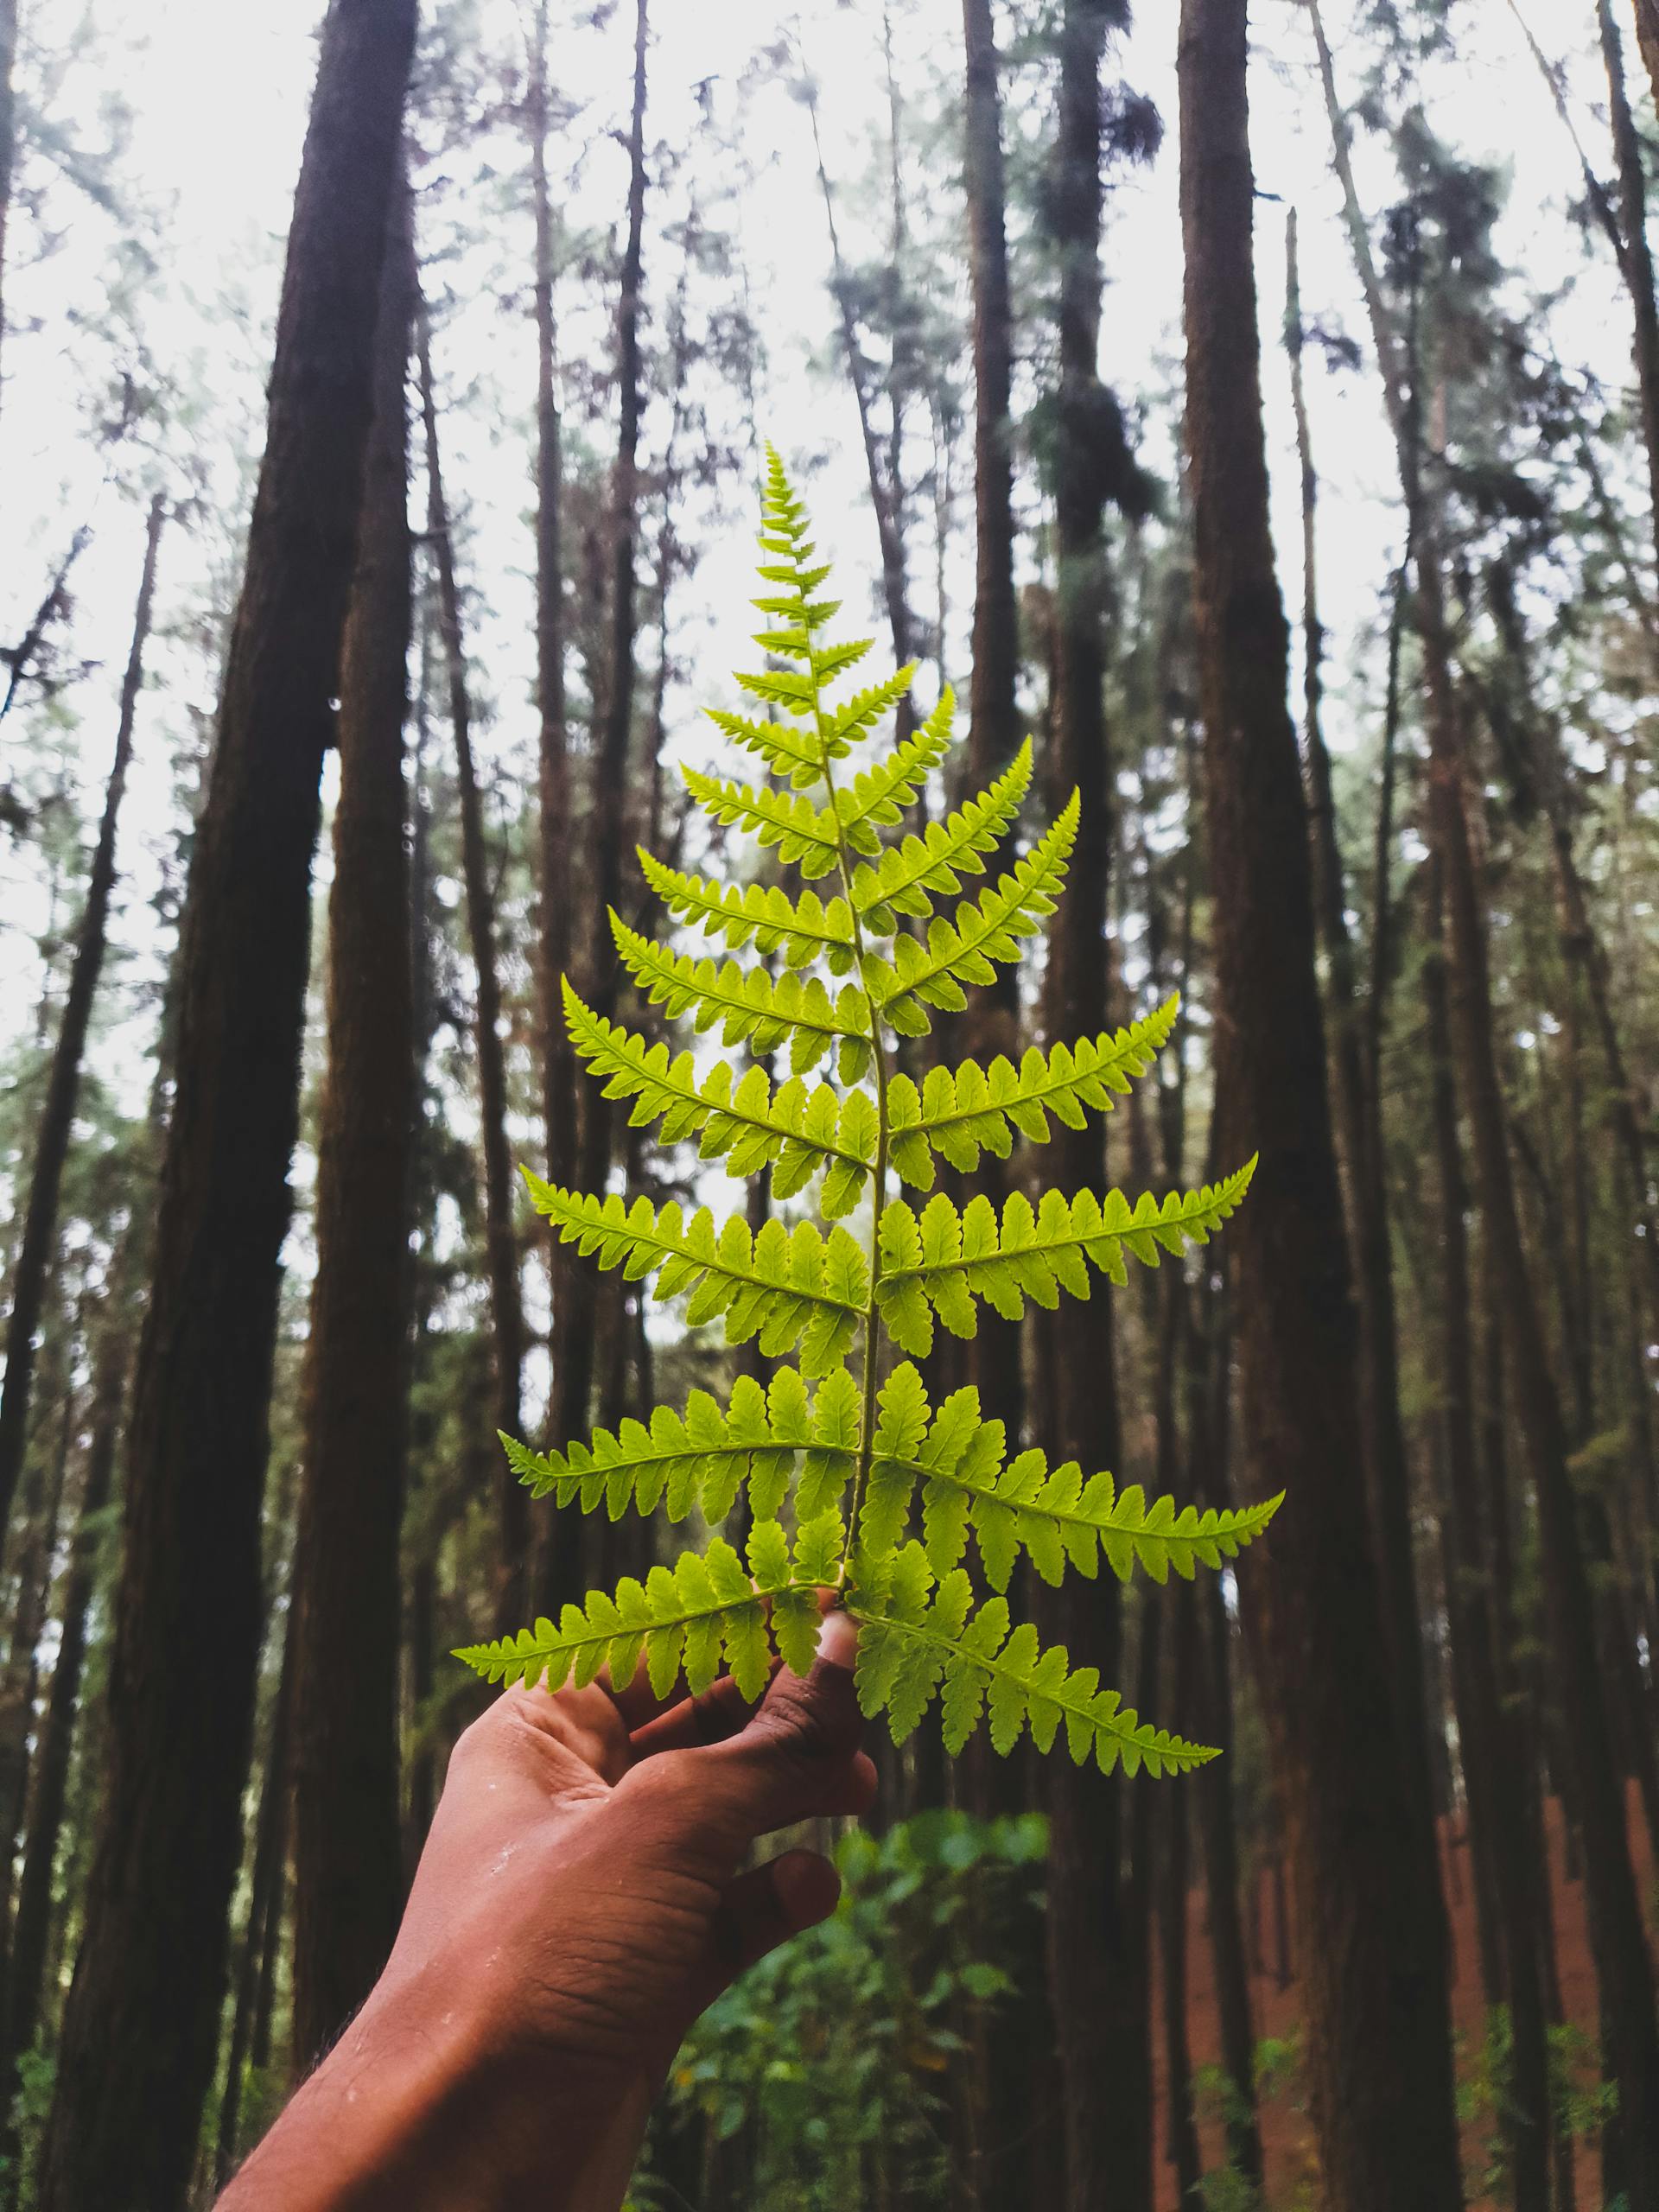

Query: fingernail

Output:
[815, 1609, 858, 1670]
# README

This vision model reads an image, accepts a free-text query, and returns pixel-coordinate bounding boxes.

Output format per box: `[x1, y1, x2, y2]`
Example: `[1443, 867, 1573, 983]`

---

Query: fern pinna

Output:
[458, 451, 1276, 1777]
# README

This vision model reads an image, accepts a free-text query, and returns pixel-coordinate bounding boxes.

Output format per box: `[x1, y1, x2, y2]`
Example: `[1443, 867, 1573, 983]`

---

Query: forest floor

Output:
[1149, 1784, 1656, 2209]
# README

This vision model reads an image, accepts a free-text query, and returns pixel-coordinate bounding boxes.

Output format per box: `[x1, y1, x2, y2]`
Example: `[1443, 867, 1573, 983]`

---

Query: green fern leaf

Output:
[849, 1544, 1218, 1773]
[831, 690, 955, 855]
[636, 853, 857, 974]
[887, 996, 1182, 1188]
[867, 794, 1079, 1036]
[524, 1175, 868, 1376]
[611, 913, 871, 1077]
[850, 737, 1033, 931]
[682, 768, 842, 878]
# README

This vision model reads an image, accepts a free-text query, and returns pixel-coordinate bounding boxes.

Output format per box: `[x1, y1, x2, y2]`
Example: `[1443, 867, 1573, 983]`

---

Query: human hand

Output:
[221, 1608, 874, 2212]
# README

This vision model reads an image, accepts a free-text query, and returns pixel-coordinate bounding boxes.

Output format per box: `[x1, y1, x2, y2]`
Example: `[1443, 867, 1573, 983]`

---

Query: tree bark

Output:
[34, 8, 416, 2203]
[1284, 207, 1440, 1880]
[289, 174, 416, 2069]
[414, 299, 531, 1633]
[1177, 7, 1465, 2208]
[1598, 0, 1659, 581]
[1422, 864, 1550, 2212]
[1636, 0, 1659, 114]
[0, 496, 164, 1567]
[1033, 8, 1155, 2207]
[543, 0, 649, 1603]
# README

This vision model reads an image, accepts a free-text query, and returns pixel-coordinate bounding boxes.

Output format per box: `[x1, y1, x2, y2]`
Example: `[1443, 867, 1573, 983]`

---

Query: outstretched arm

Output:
[221, 1610, 871, 2212]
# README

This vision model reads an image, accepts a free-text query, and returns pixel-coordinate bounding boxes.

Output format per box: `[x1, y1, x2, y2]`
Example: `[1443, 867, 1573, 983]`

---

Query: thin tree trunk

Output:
[0, 497, 163, 1567]
[1159, 1581, 1203, 2209]
[289, 175, 416, 2069]
[800, 60, 917, 721]
[34, 8, 416, 2202]
[528, 0, 582, 1623]
[213, 1618, 295, 2190]
[414, 300, 531, 1633]
[1284, 208, 1440, 1877]
[1177, 7, 1465, 2207]
[1598, 0, 1659, 579]
[1637, 0, 1659, 114]
[544, 0, 649, 1601]
[1422, 864, 1550, 2212]
[956, 0, 1023, 1458]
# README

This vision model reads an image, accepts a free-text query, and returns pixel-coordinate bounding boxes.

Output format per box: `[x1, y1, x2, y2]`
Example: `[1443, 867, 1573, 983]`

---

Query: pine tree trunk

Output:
[544, 0, 649, 1599]
[528, 0, 585, 1624]
[0, 496, 164, 1567]
[213, 1618, 295, 2190]
[33, 7, 416, 2202]
[3, 1306, 119, 2109]
[1422, 601, 1659, 2201]
[415, 302, 531, 1632]
[1033, 6, 1154, 2206]
[957, 0, 1023, 1460]
[1598, 0, 1659, 580]
[1284, 221, 1441, 1880]
[289, 176, 416, 2069]
[1177, 7, 1465, 2207]
[1422, 865, 1550, 2212]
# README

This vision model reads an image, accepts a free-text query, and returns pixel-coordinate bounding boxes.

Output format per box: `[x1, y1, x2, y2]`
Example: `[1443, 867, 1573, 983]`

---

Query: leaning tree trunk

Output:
[34, 7, 416, 2205]
[289, 177, 416, 2069]
[544, 0, 649, 1598]
[1598, 0, 1659, 582]
[1176, 6, 1465, 2209]
[415, 302, 531, 1633]
[1036, 5, 1150, 2208]
[0, 496, 164, 1568]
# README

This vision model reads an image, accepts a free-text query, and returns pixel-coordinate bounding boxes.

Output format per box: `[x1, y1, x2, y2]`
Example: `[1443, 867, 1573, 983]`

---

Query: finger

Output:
[701, 1609, 877, 1838]
[627, 1669, 772, 1758]
[687, 1849, 842, 2014]
[599, 1651, 697, 1734]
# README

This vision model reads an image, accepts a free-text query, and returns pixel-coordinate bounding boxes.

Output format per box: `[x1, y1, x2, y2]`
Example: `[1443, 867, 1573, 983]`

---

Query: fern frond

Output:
[499, 1366, 861, 1527]
[636, 854, 857, 974]
[867, 794, 1080, 1037]
[704, 704, 829, 791]
[455, 1521, 843, 1704]
[831, 691, 955, 853]
[850, 738, 1033, 931]
[564, 982, 877, 1213]
[611, 913, 873, 1080]
[874, 1160, 1259, 1357]
[524, 1174, 868, 1376]
[887, 998, 1182, 1188]
[682, 768, 842, 879]
[849, 1544, 1217, 1773]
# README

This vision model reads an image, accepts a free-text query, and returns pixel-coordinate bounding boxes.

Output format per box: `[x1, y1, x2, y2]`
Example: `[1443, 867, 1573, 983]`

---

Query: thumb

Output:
[702, 1609, 876, 1840]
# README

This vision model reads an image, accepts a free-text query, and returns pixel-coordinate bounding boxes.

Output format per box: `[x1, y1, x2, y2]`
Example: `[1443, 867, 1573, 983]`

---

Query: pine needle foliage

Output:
[458, 453, 1275, 1777]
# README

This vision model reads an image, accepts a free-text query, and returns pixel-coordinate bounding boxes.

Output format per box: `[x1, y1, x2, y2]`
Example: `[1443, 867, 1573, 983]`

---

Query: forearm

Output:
[218, 1973, 652, 2212]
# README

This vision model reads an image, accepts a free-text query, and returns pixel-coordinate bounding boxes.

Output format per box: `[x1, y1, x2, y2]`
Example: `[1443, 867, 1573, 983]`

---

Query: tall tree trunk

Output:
[1422, 866, 1550, 2212]
[1159, 1581, 1204, 2209]
[544, 0, 649, 1591]
[1636, 0, 1659, 114]
[1284, 208, 1440, 1879]
[415, 300, 531, 1633]
[0, 497, 164, 1567]
[1035, 7, 1151, 2207]
[1176, 8, 1465, 2209]
[214, 1618, 296, 2189]
[957, 0, 1023, 1452]
[0, 1311, 117, 2165]
[289, 176, 416, 2069]
[1598, 0, 1659, 579]
[801, 60, 917, 724]
[34, 8, 416, 2203]
[528, 0, 583, 1625]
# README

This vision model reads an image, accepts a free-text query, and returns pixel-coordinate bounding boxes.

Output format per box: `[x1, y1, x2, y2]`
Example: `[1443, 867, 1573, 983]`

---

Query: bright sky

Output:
[0, 0, 1639, 1152]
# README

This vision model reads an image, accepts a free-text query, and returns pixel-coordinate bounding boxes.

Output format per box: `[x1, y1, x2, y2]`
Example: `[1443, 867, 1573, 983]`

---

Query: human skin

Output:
[220, 1609, 874, 2212]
